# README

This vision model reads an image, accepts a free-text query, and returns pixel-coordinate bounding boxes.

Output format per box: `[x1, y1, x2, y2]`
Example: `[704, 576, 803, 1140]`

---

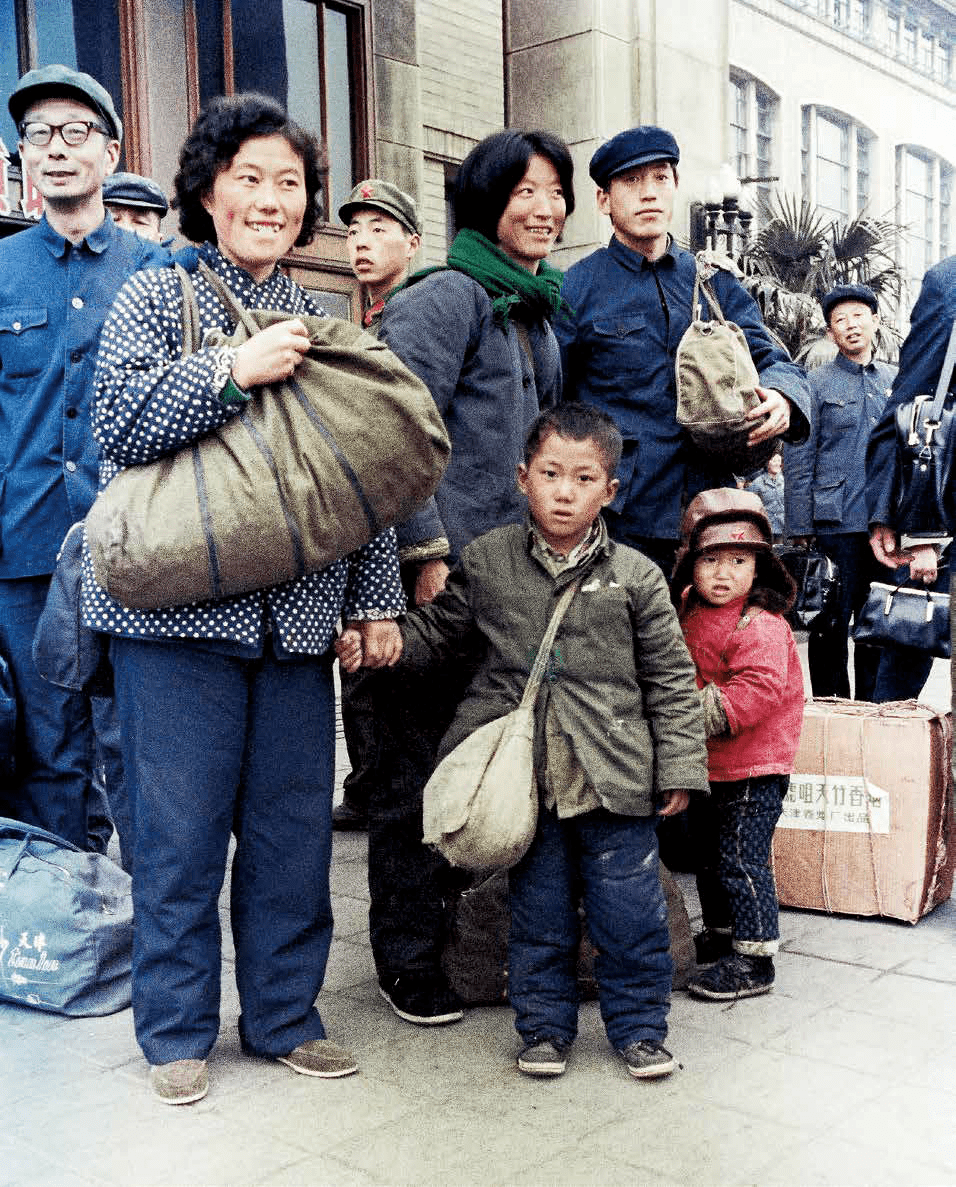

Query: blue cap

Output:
[820, 284, 878, 322]
[103, 172, 168, 215]
[9, 64, 122, 142]
[589, 126, 680, 189]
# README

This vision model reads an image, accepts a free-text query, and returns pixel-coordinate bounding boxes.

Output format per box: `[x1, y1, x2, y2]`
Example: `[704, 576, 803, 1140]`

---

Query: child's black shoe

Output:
[693, 928, 733, 965]
[687, 953, 774, 1000]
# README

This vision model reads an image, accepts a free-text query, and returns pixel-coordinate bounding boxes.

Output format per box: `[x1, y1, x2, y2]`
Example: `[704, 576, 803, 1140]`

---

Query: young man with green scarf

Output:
[363, 129, 575, 1027]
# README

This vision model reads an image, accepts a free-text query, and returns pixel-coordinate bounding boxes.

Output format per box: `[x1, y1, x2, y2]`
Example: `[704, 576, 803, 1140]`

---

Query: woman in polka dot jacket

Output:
[80, 94, 405, 1105]
[672, 489, 804, 1005]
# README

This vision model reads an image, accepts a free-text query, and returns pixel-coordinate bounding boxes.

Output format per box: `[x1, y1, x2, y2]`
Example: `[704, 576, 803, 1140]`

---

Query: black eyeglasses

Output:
[19, 120, 110, 147]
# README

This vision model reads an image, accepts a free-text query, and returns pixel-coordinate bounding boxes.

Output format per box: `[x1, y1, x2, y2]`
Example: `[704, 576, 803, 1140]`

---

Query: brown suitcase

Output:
[772, 697, 955, 923]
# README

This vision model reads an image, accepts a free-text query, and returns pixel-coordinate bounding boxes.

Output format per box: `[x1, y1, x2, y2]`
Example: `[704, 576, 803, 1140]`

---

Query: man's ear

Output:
[596, 187, 611, 216]
[104, 139, 121, 176]
[825, 325, 835, 344]
[516, 462, 529, 495]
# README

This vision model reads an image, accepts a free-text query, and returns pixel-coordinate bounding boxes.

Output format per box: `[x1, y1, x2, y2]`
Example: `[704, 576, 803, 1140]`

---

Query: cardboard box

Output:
[772, 698, 955, 923]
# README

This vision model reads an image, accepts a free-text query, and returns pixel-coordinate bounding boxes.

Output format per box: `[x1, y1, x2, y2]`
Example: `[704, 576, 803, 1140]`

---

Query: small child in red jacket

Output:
[673, 489, 804, 1000]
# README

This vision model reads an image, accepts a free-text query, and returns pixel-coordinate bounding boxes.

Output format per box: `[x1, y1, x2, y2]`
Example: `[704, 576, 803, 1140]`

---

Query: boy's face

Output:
[596, 161, 676, 260]
[517, 431, 618, 555]
[693, 546, 757, 607]
[346, 208, 420, 301]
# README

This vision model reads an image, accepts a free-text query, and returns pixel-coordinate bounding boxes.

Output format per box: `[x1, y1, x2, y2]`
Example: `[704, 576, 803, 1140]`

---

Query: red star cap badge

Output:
[361, 183, 374, 199]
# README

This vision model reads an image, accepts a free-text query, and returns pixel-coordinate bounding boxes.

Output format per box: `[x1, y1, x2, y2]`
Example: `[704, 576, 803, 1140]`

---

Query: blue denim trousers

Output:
[508, 805, 672, 1051]
[111, 635, 336, 1065]
[691, 774, 788, 956]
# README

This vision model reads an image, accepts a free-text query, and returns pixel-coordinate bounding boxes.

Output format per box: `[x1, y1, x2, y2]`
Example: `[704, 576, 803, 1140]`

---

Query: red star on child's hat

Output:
[731, 528, 746, 539]
[361, 183, 374, 199]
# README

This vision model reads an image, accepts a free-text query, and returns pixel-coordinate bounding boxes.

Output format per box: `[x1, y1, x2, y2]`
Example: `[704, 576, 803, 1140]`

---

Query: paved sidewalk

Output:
[3, 656, 956, 1187]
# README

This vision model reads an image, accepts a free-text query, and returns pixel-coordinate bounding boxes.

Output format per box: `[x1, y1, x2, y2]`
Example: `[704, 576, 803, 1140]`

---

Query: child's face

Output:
[692, 546, 758, 606]
[517, 432, 618, 555]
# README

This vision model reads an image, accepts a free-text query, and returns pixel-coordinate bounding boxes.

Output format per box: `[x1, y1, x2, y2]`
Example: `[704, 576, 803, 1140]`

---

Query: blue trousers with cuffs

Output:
[691, 774, 787, 956]
[111, 635, 335, 1066]
[508, 805, 672, 1052]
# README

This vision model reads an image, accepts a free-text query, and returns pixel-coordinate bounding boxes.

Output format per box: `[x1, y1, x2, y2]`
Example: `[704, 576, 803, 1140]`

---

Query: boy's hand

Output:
[357, 619, 403, 667]
[334, 627, 364, 673]
[658, 789, 690, 817]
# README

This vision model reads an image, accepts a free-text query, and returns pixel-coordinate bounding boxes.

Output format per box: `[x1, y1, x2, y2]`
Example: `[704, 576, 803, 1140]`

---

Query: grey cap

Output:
[338, 179, 421, 236]
[103, 172, 169, 215]
[9, 64, 122, 142]
[820, 283, 879, 322]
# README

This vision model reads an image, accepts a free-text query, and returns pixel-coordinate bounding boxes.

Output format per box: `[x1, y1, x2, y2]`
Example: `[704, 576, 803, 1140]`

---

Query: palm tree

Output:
[740, 193, 906, 364]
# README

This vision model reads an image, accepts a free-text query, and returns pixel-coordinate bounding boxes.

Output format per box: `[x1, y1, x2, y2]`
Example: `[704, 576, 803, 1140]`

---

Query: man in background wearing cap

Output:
[103, 171, 168, 244]
[787, 284, 929, 701]
[333, 178, 435, 830]
[556, 126, 810, 577]
[0, 66, 167, 853]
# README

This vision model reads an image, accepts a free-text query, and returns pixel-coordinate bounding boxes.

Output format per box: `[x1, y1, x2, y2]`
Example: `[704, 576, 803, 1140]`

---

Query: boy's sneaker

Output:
[693, 927, 733, 966]
[687, 953, 775, 1000]
[517, 1040, 568, 1077]
[620, 1040, 675, 1080]
[378, 974, 464, 1025]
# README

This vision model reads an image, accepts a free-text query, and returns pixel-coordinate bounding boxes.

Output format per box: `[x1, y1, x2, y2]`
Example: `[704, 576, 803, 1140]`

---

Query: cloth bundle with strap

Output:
[86, 262, 450, 609]
[675, 256, 777, 472]
[892, 318, 956, 538]
[422, 580, 579, 872]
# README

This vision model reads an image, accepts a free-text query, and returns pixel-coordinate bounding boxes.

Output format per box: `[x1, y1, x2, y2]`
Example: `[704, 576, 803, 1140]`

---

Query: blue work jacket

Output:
[0, 214, 168, 577]
[868, 255, 956, 528]
[556, 236, 811, 541]
[785, 352, 896, 536]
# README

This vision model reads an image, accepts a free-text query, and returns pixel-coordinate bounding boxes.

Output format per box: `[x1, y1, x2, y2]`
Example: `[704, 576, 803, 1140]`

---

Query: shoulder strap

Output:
[928, 319, 956, 419]
[174, 263, 202, 356]
[519, 579, 580, 709]
[195, 259, 261, 339]
[691, 267, 727, 326]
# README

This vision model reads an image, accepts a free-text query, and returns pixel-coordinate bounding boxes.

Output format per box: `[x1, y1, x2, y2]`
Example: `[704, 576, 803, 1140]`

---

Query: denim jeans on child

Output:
[508, 805, 672, 1051]
[691, 774, 788, 956]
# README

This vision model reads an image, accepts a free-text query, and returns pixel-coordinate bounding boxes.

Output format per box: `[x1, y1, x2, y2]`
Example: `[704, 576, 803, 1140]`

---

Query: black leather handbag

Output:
[776, 547, 841, 631]
[893, 319, 956, 538]
[853, 580, 951, 659]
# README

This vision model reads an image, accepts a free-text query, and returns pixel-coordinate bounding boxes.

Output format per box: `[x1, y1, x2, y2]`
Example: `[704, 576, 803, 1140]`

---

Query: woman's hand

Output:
[356, 619, 403, 667]
[231, 319, 310, 388]
[414, 559, 450, 605]
[870, 524, 901, 569]
[902, 544, 939, 585]
[746, 388, 791, 446]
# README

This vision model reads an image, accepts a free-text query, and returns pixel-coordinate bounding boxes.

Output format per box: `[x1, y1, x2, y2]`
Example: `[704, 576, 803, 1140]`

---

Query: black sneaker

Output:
[517, 1040, 568, 1077]
[693, 928, 733, 965]
[378, 974, 464, 1025]
[687, 953, 775, 1000]
[620, 1040, 675, 1080]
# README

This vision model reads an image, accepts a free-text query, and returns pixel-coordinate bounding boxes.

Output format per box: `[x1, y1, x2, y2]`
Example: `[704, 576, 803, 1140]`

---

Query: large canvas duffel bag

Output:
[87, 263, 450, 609]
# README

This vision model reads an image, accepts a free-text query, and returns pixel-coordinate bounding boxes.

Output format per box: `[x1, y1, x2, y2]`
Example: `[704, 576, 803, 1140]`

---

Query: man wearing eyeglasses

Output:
[0, 66, 167, 854]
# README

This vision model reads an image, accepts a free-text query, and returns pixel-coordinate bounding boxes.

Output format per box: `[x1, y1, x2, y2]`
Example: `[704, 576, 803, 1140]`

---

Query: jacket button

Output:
[66, 407, 78, 419]
[65, 460, 77, 473]
[70, 349, 82, 363]
[12, 321, 21, 331]
[71, 297, 84, 310]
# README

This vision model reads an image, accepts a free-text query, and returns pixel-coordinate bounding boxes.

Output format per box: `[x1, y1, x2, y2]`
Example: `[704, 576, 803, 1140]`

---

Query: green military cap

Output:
[339, 179, 421, 236]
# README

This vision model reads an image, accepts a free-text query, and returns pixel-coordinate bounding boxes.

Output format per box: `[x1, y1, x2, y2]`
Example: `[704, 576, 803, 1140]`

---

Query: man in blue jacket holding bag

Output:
[555, 126, 811, 577]
[0, 66, 167, 852]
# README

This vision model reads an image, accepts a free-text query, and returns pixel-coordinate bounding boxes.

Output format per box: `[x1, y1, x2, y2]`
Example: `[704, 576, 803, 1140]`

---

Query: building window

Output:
[729, 72, 777, 211]
[898, 146, 954, 285]
[0, 2, 123, 159]
[220, 0, 368, 224]
[802, 106, 874, 224]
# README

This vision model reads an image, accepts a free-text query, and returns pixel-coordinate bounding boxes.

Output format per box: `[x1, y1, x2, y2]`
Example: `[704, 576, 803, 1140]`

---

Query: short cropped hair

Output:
[453, 129, 575, 242]
[524, 403, 623, 477]
[174, 92, 325, 247]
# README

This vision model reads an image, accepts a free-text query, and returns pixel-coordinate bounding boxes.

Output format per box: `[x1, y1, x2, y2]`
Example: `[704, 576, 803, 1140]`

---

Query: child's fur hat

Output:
[672, 487, 796, 612]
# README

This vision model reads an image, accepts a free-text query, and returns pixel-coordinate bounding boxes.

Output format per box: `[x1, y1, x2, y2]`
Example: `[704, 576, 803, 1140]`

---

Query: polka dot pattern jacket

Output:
[81, 243, 405, 655]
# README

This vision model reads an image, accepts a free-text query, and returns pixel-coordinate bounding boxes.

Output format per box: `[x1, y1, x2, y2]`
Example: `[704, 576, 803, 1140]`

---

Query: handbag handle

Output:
[925, 319, 956, 422]
[691, 269, 727, 327]
[519, 579, 580, 710]
[879, 581, 942, 625]
[0, 816, 81, 886]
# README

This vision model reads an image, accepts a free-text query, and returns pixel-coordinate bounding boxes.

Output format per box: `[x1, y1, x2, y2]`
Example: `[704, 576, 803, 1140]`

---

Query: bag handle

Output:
[519, 579, 581, 710]
[691, 268, 727, 327]
[926, 318, 956, 421]
[0, 816, 80, 886]
[173, 260, 261, 352]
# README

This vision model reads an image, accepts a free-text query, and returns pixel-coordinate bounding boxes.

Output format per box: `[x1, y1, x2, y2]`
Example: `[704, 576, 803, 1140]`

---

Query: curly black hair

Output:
[453, 129, 575, 243]
[173, 92, 325, 247]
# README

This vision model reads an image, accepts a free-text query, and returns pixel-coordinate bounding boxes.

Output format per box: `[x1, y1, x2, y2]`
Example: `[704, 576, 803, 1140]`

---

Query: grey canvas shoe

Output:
[619, 1040, 676, 1080]
[149, 1059, 209, 1105]
[276, 1039, 359, 1078]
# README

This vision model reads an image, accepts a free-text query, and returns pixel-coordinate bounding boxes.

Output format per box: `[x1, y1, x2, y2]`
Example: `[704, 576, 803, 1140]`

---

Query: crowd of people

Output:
[0, 63, 949, 1106]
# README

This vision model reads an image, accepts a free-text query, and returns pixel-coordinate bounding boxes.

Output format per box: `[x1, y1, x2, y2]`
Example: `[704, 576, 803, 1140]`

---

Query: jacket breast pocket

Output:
[818, 392, 859, 435]
[0, 307, 49, 378]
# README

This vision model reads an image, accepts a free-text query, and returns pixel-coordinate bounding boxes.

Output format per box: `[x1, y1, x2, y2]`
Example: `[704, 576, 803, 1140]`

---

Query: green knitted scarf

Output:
[404, 228, 569, 327]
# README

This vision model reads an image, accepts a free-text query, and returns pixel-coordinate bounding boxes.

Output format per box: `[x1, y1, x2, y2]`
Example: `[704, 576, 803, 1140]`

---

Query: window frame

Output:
[801, 105, 875, 225]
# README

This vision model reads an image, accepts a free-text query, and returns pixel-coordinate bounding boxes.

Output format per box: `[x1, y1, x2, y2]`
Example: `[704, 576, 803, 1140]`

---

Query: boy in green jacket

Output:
[337, 402, 708, 1080]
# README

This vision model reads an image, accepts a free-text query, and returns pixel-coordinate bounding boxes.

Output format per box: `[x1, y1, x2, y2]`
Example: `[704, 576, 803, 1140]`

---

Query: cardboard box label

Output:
[780, 775, 890, 834]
